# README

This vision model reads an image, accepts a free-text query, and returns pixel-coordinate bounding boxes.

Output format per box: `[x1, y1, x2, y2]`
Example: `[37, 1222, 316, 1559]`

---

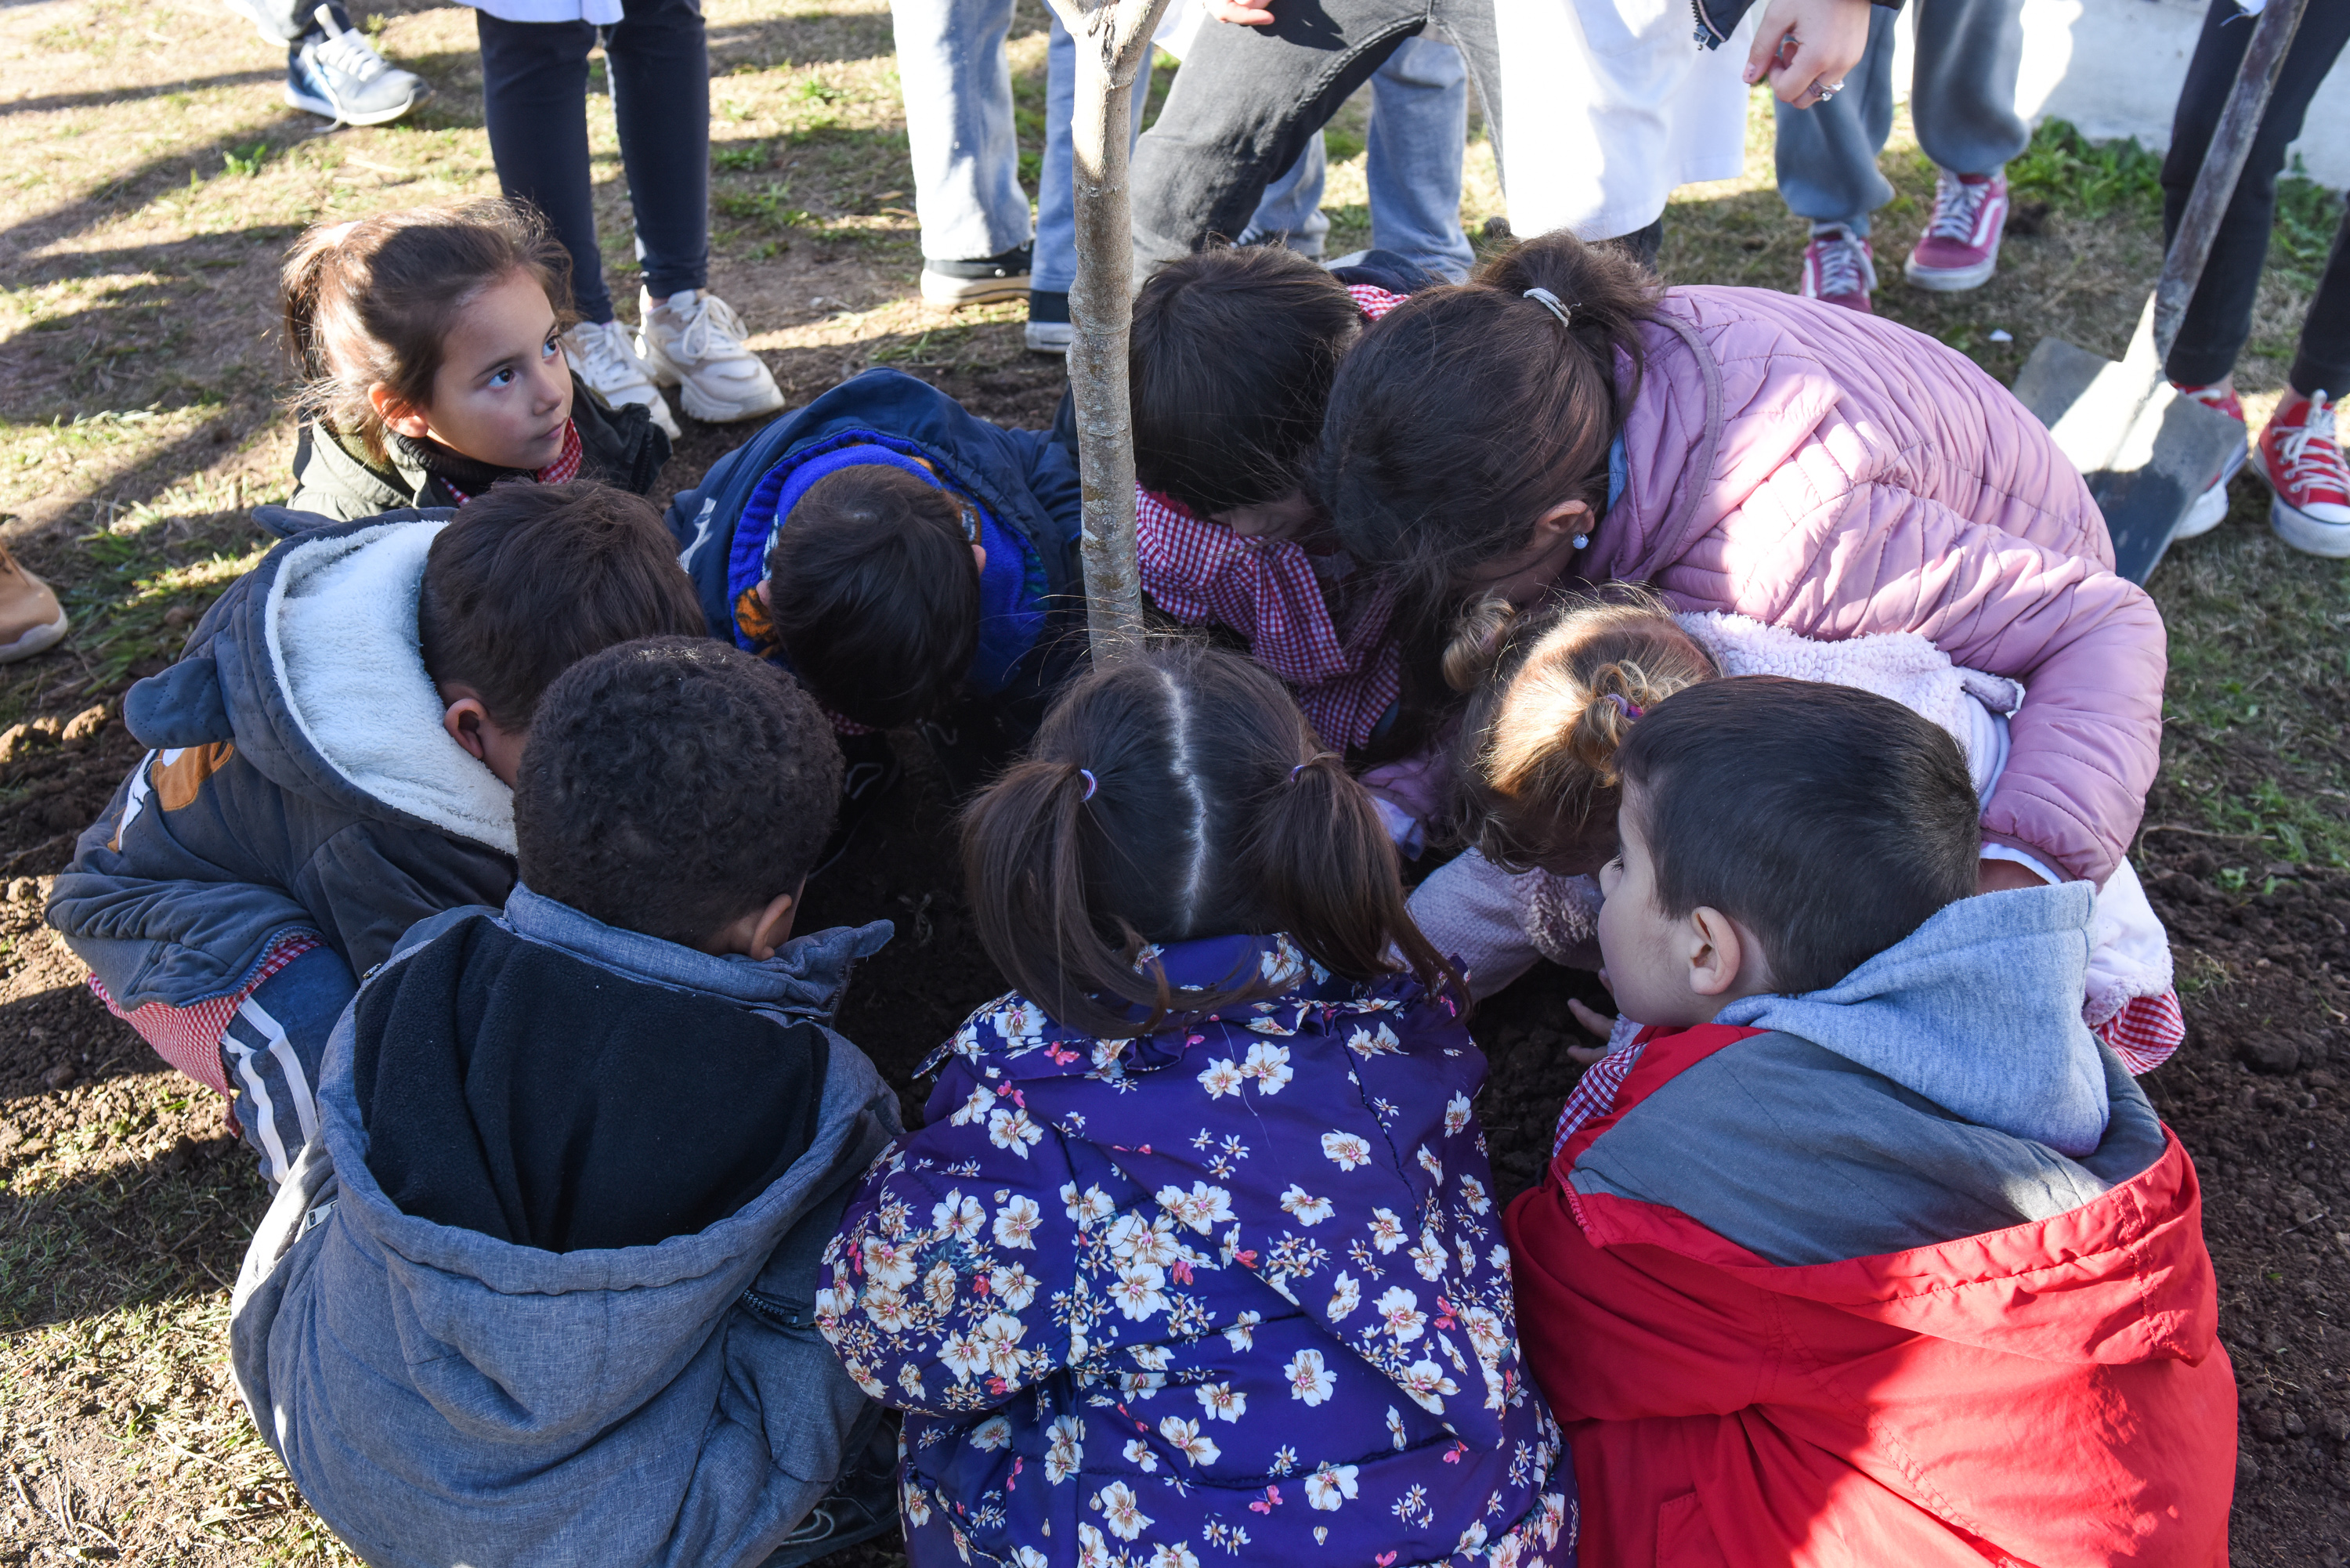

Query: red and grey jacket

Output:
[1505, 891, 2235, 1566]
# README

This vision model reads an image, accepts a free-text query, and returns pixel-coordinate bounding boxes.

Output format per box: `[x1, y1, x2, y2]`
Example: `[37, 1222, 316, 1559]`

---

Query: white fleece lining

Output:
[262, 522, 516, 856]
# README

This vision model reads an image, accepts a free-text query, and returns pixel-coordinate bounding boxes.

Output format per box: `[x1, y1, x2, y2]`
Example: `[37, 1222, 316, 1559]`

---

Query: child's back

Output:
[48, 485, 706, 1180]
[1504, 679, 2232, 1567]
[818, 644, 1575, 1567]
[233, 637, 903, 1568]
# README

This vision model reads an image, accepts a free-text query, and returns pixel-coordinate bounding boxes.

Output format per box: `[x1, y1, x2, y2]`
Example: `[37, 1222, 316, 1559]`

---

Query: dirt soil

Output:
[5, 0, 2350, 1557]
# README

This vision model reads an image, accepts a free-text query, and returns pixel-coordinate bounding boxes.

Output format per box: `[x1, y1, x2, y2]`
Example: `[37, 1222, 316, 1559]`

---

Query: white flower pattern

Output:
[815, 938, 1571, 1568]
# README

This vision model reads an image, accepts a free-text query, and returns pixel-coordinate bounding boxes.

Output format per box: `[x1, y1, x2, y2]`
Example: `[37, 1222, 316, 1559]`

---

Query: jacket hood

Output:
[1716, 882, 2111, 1156]
[124, 515, 515, 855]
[312, 905, 895, 1445]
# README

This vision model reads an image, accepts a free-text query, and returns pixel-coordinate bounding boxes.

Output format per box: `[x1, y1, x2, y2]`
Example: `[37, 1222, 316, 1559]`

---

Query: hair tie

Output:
[1524, 287, 1577, 328]
[1077, 768, 1098, 800]
[1289, 752, 1338, 782]
[1603, 693, 1643, 721]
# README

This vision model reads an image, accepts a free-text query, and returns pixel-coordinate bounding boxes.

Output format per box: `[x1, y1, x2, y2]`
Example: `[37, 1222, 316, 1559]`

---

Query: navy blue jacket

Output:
[666, 370, 1086, 786]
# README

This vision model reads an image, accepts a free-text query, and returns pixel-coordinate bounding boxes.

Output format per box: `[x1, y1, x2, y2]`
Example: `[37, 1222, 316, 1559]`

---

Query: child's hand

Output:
[1203, 0, 1275, 24]
[1565, 996, 1617, 1067]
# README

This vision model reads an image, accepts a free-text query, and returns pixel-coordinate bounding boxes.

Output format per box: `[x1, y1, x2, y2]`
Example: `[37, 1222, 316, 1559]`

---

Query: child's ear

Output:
[368, 382, 434, 441]
[1685, 905, 1752, 998]
[743, 888, 801, 961]
[757, 577, 772, 608]
[971, 542, 987, 574]
[443, 695, 492, 763]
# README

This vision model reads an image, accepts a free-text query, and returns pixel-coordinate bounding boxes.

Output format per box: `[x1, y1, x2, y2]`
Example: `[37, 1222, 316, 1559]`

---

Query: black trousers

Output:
[2160, 0, 2350, 394]
[476, 0, 710, 325]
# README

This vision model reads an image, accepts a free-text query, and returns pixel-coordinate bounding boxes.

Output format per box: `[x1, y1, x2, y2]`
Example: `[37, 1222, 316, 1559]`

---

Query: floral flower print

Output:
[1285, 1348, 1337, 1406]
[817, 934, 1571, 1568]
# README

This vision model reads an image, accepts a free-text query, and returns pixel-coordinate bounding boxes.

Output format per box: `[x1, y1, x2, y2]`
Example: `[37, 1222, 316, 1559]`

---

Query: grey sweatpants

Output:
[1774, 0, 2029, 234]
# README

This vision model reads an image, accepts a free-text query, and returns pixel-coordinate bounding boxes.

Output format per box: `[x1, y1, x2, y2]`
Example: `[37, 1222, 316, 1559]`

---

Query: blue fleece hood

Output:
[1714, 882, 2113, 1157]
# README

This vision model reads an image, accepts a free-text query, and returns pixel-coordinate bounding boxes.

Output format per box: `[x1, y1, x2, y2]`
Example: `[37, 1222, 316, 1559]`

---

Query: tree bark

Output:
[1042, 0, 1172, 666]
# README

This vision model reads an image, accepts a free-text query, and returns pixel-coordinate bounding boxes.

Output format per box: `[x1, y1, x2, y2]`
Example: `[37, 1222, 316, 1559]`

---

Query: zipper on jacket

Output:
[739, 1287, 814, 1331]
[1691, 0, 1730, 48]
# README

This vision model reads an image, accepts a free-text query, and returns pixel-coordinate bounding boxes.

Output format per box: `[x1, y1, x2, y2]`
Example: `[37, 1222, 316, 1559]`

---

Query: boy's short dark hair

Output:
[1617, 677, 1980, 995]
[515, 637, 844, 947]
[1129, 245, 1363, 518]
[767, 465, 980, 730]
[419, 480, 706, 730]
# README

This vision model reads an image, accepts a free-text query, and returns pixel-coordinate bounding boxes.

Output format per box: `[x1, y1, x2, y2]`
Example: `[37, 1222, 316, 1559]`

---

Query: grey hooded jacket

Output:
[47, 514, 518, 1011]
[231, 889, 903, 1568]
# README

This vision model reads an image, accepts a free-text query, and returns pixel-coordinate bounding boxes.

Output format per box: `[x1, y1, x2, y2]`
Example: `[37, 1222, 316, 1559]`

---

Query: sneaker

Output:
[1904, 168, 2009, 292]
[284, 5, 421, 128]
[2255, 389, 2350, 557]
[634, 287, 786, 425]
[1025, 289, 1072, 355]
[921, 245, 1032, 308]
[2169, 381, 2248, 540]
[562, 319, 680, 440]
[1799, 226, 1876, 313]
[0, 546, 69, 664]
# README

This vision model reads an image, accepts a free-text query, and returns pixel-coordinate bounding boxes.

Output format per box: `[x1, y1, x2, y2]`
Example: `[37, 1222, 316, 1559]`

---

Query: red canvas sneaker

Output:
[1799, 226, 1876, 313]
[2170, 381, 2248, 540]
[1904, 169, 2009, 292]
[2257, 390, 2350, 557]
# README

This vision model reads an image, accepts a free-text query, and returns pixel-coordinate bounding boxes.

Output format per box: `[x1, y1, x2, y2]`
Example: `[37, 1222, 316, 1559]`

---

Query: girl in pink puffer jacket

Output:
[1320, 230, 2165, 896]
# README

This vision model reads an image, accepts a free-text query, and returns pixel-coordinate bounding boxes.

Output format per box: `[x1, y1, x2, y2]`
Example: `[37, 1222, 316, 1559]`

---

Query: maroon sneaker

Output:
[1905, 168, 2009, 292]
[1799, 226, 1876, 313]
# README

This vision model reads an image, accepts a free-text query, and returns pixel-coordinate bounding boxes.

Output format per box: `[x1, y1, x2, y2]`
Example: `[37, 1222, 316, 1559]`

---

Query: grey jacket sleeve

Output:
[293, 822, 515, 981]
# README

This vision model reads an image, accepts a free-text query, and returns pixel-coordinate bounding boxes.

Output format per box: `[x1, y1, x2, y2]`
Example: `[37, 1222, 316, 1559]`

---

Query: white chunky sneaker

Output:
[635, 287, 786, 424]
[562, 319, 680, 440]
[285, 6, 421, 128]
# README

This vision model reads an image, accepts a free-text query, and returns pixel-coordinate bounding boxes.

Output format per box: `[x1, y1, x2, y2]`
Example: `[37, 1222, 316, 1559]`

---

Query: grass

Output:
[1, 1, 2347, 1559]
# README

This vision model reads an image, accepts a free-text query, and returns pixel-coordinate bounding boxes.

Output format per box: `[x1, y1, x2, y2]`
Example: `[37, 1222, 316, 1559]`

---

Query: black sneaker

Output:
[761, 1415, 901, 1567]
[809, 731, 902, 879]
[1025, 289, 1071, 356]
[920, 244, 1032, 308]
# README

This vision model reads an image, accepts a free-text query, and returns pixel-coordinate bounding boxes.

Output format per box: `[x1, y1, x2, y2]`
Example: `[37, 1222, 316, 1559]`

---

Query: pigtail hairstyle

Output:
[1454, 587, 1719, 873]
[281, 199, 575, 462]
[963, 641, 1458, 1038]
[1318, 229, 1661, 615]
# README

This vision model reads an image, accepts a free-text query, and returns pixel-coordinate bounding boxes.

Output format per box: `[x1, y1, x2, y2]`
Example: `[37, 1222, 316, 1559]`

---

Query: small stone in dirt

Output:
[2239, 1452, 2262, 1484]
[0, 721, 31, 766]
[43, 1063, 76, 1092]
[0, 1124, 20, 1151]
[6, 876, 33, 903]
[1481, 215, 1513, 241]
[59, 703, 108, 750]
[2240, 1031, 2302, 1075]
[163, 605, 193, 627]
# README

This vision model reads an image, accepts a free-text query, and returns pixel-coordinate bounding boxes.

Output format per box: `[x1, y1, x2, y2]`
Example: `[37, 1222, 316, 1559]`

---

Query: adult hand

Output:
[1203, 0, 1274, 24]
[1743, 0, 1872, 109]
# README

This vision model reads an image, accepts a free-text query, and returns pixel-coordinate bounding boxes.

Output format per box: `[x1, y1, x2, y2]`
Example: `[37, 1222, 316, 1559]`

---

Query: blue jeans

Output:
[1237, 34, 1473, 282]
[1036, 15, 1151, 294]
[890, 0, 1028, 262]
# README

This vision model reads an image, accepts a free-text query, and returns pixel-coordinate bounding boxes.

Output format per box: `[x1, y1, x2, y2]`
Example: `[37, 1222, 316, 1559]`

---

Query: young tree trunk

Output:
[1042, 0, 1172, 666]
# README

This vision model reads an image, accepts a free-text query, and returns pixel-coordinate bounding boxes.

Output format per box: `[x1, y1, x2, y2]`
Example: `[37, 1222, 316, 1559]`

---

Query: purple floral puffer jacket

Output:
[817, 934, 1574, 1568]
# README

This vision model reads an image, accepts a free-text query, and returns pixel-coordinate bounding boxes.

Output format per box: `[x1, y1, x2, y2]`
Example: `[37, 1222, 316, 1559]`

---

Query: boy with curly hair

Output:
[231, 636, 902, 1568]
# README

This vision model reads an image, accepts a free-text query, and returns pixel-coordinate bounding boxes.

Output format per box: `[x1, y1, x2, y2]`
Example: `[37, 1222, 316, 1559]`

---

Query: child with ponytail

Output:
[1321, 229, 2167, 902]
[1412, 589, 2184, 1077]
[279, 200, 669, 522]
[815, 642, 1575, 1568]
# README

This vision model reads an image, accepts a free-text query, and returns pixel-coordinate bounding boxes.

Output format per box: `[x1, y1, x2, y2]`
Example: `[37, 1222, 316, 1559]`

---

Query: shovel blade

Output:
[2014, 335, 2247, 585]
